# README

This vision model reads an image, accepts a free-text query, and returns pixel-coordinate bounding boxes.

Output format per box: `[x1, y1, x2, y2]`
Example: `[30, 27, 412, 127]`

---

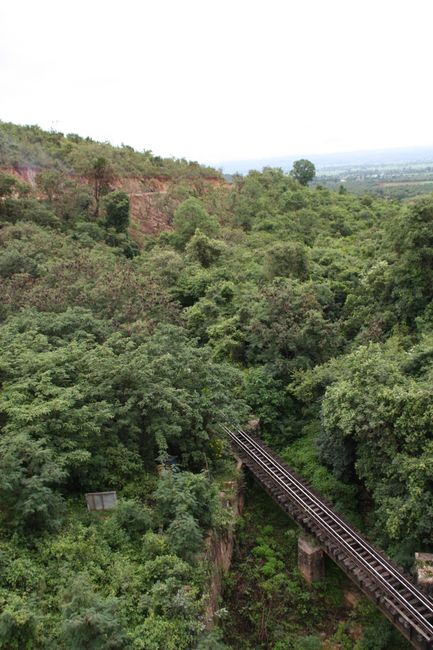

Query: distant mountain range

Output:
[217, 145, 433, 174]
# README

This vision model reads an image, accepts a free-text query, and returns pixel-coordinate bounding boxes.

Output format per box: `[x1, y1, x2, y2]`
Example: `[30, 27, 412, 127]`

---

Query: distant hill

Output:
[0, 121, 221, 180]
[218, 145, 433, 174]
[0, 121, 224, 236]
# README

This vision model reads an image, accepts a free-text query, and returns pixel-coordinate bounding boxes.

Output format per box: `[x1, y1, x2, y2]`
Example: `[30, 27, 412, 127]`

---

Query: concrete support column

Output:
[298, 534, 325, 584]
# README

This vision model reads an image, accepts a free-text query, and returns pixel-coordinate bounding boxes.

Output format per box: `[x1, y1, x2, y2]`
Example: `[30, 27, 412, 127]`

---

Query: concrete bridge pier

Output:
[298, 534, 325, 584]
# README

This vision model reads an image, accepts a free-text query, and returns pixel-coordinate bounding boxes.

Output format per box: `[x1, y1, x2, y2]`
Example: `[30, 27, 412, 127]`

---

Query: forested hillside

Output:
[1, 124, 432, 649]
[0, 122, 223, 239]
[0, 122, 220, 179]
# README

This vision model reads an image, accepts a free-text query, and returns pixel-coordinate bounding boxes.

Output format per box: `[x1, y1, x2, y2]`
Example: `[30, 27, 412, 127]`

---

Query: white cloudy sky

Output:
[1, 0, 433, 164]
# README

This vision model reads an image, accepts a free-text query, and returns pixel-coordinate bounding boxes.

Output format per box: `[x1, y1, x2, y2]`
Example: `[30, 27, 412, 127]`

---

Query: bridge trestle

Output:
[224, 425, 433, 650]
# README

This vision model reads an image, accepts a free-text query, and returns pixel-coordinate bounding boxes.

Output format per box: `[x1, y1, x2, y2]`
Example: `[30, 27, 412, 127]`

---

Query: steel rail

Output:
[224, 425, 433, 642]
[229, 426, 433, 617]
[228, 425, 433, 640]
[228, 426, 433, 634]
[228, 426, 433, 639]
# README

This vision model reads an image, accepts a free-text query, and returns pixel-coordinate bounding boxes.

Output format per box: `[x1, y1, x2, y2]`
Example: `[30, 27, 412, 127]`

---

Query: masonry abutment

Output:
[298, 534, 325, 585]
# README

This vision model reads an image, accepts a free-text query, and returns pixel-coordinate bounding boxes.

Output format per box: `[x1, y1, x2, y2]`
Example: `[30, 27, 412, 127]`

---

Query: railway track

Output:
[224, 425, 433, 649]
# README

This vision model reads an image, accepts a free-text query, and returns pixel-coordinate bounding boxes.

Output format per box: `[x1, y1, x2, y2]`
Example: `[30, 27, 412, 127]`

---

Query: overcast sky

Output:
[1, 0, 433, 165]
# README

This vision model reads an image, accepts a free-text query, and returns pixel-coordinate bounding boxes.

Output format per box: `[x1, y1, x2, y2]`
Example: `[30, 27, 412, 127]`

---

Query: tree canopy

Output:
[1, 122, 432, 648]
[290, 159, 316, 186]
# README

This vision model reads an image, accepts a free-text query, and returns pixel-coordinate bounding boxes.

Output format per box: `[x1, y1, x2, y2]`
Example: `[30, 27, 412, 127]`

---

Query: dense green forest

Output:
[1, 123, 432, 649]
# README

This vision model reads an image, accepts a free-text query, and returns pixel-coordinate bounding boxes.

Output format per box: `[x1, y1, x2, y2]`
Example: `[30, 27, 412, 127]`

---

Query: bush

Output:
[166, 509, 203, 561]
[62, 574, 128, 650]
[293, 636, 322, 650]
[264, 242, 309, 280]
[131, 614, 199, 650]
[155, 470, 218, 530]
[0, 594, 40, 650]
[0, 433, 66, 534]
[103, 190, 130, 233]
[186, 229, 222, 267]
[173, 198, 219, 246]
[141, 531, 169, 560]
[0, 250, 38, 278]
[0, 198, 59, 227]
[112, 500, 153, 541]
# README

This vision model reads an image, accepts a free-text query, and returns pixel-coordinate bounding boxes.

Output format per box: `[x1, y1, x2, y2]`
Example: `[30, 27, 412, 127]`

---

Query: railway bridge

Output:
[224, 426, 433, 650]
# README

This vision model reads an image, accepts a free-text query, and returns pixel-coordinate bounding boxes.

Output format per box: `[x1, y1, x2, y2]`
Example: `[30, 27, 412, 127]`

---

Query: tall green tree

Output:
[186, 228, 222, 267]
[391, 197, 433, 322]
[290, 159, 316, 186]
[0, 594, 40, 650]
[89, 157, 113, 217]
[173, 198, 219, 246]
[104, 190, 130, 233]
[62, 575, 128, 650]
[319, 343, 433, 549]
[0, 432, 66, 533]
[264, 242, 309, 280]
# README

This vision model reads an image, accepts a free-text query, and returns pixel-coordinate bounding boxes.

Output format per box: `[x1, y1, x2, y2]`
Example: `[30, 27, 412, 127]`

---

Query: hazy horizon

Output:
[215, 144, 433, 174]
[4, 116, 433, 176]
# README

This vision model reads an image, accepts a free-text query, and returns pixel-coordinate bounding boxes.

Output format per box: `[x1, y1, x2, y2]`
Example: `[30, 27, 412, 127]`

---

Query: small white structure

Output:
[85, 491, 117, 511]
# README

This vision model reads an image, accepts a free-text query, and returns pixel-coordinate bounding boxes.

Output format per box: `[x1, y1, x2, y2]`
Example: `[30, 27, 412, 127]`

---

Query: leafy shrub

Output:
[0, 594, 40, 650]
[104, 190, 130, 233]
[186, 229, 222, 267]
[61, 574, 128, 650]
[0, 433, 66, 534]
[166, 510, 203, 561]
[112, 500, 153, 541]
[173, 198, 219, 246]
